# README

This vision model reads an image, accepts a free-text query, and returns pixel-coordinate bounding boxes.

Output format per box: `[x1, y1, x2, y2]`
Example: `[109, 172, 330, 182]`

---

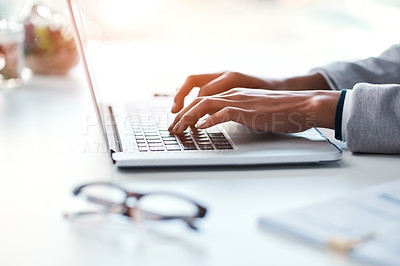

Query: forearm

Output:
[275, 72, 331, 91]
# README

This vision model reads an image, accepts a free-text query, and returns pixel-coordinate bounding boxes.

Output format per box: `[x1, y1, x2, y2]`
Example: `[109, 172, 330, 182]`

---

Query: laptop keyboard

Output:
[127, 105, 234, 152]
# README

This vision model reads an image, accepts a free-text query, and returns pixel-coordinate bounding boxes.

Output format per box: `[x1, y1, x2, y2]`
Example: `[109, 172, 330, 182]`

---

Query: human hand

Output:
[171, 71, 281, 113]
[169, 88, 340, 134]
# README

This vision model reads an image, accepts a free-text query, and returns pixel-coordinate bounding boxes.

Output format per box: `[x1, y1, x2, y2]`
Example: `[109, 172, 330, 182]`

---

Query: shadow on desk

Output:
[119, 161, 343, 172]
[116, 161, 344, 182]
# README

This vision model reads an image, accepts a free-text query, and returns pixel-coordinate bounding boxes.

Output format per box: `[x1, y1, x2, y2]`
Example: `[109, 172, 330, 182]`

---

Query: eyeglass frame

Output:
[67, 181, 208, 230]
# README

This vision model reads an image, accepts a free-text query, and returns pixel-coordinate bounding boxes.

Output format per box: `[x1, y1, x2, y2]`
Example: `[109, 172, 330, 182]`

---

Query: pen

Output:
[153, 93, 173, 97]
[327, 233, 375, 253]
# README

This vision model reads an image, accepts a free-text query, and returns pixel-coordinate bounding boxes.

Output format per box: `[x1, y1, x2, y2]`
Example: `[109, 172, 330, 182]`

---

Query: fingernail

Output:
[196, 119, 207, 129]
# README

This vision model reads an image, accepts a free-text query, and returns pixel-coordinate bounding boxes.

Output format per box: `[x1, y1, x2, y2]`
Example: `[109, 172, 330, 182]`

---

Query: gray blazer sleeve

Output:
[314, 45, 400, 90]
[345, 83, 400, 154]
[314, 45, 400, 154]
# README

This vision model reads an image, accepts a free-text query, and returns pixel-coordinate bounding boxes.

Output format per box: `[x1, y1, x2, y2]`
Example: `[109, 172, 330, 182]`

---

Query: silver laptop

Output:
[67, 0, 341, 167]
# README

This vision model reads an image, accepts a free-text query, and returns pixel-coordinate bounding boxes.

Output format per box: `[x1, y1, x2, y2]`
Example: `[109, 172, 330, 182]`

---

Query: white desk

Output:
[0, 68, 399, 266]
[1, 2, 400, 265]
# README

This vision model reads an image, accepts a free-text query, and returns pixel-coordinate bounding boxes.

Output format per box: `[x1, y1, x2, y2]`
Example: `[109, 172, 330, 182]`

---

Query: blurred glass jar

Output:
[0, 22, 25, 90]
[24, 4, 79, 75]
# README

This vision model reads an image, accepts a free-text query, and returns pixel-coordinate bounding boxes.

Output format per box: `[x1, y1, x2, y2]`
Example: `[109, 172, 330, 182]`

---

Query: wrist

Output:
[309, 91, 341, 129]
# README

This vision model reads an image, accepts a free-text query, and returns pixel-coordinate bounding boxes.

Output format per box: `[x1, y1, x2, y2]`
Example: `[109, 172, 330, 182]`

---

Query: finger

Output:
[198, 72, 270, 97]
[171, 88, 238, 129]
[171, 98, 231, 133]
[170, 88, 254, 132]
[169, 97, 205, 131]
[196, 107, 247, 129]
[196, 72, 238, 97]
[171, 73, 223, 113]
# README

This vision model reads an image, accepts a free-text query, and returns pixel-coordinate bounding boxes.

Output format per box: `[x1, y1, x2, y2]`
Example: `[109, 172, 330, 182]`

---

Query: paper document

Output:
[259, 180, 400, 266]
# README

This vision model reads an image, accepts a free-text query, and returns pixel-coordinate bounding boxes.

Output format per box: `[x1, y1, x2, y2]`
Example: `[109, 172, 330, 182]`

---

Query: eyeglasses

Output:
[64, 182, 207, 231]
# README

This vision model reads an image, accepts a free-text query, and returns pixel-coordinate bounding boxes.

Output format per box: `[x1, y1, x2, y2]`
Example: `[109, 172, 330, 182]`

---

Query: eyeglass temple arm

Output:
[135, 210, 200, 230]
[77, 195, 132, 216]
[134, 204, 207, 230]
[85, 195, 117, 207]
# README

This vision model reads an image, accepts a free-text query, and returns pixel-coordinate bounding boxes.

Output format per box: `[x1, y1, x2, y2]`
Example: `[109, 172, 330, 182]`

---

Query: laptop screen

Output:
[67, 0, 109, 141]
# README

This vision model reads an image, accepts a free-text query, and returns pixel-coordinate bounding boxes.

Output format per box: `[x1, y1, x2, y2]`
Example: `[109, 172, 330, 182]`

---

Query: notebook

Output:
[259, 179, 400, 266]
[66, 0, 342, 167]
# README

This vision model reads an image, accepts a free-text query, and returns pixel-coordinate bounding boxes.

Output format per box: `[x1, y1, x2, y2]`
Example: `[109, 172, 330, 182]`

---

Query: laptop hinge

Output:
[103, 106, 122, 162]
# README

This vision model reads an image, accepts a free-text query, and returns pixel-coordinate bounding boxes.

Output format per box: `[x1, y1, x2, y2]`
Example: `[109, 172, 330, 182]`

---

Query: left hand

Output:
[169, 88, 340, 134]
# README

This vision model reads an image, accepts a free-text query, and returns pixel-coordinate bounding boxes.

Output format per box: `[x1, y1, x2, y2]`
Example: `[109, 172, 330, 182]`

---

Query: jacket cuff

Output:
[340, 90, 353, 142]
[334, 90, 347, 140]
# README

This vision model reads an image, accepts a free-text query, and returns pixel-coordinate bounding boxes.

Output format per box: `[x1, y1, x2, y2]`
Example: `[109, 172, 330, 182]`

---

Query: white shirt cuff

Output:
[341, 90, 353, 142]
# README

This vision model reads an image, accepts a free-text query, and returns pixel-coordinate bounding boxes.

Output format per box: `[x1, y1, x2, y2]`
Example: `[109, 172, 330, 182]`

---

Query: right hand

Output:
[168, 88, 340, 134]
[171, 71, 281, 113]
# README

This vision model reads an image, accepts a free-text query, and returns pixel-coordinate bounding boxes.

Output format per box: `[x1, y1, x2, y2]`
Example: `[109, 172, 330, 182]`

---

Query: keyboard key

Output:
[193, 135, 208, 141]
[149, 146, 165, 151]
[147, 139, 162, 143]
[138, 146, 149, 152]
[198, 144, 214, 150]
[180, 140, 195, 146]
[165, 145, 182, 151]
[214, 142, 233, 150]
[162, 136, 177, 141]
[177, 135, 192, 142]
[163, 140, 179, 145]
[210, 137, 227, 142]
[196, 140, 212, 144]
[145, 136, 161, 140]
[148, 142, 163, 147]
[183, 144, 198, 150]
[208, 133, 225, 137]
[192, 131, 206, 136]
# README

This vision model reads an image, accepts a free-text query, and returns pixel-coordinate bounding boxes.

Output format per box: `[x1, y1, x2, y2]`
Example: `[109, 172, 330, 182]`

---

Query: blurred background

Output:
[1, 0, 400, 96]
[71, 0, 400, 97]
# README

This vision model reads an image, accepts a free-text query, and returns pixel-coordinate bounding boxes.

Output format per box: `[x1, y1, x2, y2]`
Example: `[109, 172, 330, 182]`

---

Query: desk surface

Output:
[1, 2, 400, 265]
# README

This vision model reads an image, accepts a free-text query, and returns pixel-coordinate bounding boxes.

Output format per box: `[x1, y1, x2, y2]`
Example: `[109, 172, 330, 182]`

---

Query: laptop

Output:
[66, 0, 342, 167]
